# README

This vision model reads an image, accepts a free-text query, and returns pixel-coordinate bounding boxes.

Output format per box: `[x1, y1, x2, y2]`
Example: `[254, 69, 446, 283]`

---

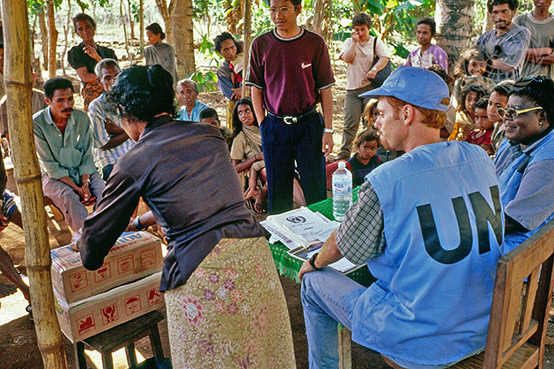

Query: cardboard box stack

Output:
[51, 231, 165, 342]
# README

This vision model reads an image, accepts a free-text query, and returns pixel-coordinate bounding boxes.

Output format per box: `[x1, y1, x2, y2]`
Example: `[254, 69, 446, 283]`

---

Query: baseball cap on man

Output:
[359, 66, 450, 112]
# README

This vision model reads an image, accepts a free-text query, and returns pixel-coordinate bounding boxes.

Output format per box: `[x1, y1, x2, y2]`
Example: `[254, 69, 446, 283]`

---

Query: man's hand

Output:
[79, 182, 96, 206]
[298, 259, 317, 281]
[230, 87, 242, 101]
[322, 132, 334, 156]
[126, 217, 138, 232]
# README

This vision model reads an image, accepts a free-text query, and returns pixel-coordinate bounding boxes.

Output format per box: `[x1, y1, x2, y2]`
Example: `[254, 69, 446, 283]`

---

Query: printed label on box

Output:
[94, 262, 111, 283]
[117, 255, 135, 274]
[141, 247, 157, 266]
[69, 271, 88, 292]
[147, 288, 163, 307]
[77, 313, 96, 336]
[101, 304, 119, 325]
[124, 295, 142, 315]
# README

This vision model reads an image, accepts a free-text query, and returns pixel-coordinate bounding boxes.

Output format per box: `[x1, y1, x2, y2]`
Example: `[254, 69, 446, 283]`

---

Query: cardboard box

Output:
[54, 272, 164, 342]
[51, 231, 163, 304]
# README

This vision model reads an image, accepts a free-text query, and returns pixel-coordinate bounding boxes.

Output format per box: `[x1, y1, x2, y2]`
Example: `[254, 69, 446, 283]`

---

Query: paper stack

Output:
[262, 207, 358, 273]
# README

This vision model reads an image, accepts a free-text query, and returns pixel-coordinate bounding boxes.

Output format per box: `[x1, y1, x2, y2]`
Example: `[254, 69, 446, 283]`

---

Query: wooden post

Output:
[241, 0, 252, 98]
[338, 326, 352, 369]
[1, 1, 68, 368]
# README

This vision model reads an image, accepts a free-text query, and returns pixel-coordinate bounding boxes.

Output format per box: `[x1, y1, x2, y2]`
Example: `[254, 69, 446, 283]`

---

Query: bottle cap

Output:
[338, 161, 346, 169]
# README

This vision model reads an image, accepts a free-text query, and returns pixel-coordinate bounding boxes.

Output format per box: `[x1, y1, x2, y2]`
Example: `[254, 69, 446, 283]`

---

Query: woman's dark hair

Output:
[454, 48, 492, 78]
[352, 13, 372, 29]
[214, 32, 243, 54]
[109, 65, 176, 123]
[146, 23, 165, 40]
[44, 77, 74, 99]
[458, 83, 490, 114]
[416, 17, 436, 36]
[230, 97, 258, 140]
[509, 75, 554, 127]
[72, 13, 96, 31]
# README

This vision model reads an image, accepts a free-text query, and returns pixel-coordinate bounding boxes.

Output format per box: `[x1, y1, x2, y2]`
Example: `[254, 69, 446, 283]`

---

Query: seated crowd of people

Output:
[0, 0, 553, 367]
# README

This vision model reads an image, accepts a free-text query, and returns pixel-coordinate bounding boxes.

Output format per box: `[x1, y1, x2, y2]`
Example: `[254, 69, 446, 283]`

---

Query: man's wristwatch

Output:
[323, 128, 334, 134]
[83, 178, 91, 184]
[309, 253, 323, 271]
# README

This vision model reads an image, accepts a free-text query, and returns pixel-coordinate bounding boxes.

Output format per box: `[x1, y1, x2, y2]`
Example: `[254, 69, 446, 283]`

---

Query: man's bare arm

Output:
[251, 86, 266, 125]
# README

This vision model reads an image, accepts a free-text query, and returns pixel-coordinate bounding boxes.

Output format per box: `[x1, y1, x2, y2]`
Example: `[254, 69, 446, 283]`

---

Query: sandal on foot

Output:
[253, 203, 267, 214]
[244, 189, 259, 200]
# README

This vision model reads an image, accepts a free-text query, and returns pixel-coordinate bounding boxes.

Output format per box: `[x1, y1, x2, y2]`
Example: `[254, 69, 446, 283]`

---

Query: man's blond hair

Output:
[385, 96, 446, 129]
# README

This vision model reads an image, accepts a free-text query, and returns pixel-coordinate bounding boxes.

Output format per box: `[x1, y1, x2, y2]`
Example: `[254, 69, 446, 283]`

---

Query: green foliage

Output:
[186, 71, 218, 93]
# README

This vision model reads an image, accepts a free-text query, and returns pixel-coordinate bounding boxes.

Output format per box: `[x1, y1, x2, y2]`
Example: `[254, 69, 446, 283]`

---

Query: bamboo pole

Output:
[241, 0, 252, 98]
[46, 0, 58, 78]
[1, 1, 68, 368]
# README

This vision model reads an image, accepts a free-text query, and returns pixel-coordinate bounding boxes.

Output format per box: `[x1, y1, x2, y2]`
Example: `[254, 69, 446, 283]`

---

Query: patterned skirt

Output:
[165, 237, 297, 369]
[81, 81, 103, 112]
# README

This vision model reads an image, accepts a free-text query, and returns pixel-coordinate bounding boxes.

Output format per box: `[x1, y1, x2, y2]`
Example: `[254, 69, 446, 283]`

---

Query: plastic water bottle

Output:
[332, 161, 352, 221]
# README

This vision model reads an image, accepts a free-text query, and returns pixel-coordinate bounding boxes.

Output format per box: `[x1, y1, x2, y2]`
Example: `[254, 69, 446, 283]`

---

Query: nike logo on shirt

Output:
[302, 63, 312, 69]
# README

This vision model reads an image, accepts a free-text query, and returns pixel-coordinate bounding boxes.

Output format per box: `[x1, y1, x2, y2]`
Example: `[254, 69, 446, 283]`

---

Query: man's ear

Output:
[295, 4, 302, 14]
[402, 104, 415, 126]
[44, 97, 51, 106]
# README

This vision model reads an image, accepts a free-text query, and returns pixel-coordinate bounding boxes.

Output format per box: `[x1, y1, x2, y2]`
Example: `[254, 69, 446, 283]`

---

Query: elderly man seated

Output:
[299, 67, 504, 369]
[33, 77, 104, 232]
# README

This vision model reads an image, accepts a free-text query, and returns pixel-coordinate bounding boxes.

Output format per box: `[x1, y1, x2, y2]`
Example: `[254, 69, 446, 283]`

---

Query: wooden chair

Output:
[449, 219, 554, 369]
[380, 220, 554, 369]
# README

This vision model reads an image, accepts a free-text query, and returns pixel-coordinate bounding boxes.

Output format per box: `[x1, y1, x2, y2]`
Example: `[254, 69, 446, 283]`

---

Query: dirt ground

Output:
[2, 47, 554, 368]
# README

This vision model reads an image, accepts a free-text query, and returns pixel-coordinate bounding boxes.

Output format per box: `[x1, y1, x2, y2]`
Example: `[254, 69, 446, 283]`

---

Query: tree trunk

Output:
[482, 10, 494, 33]
[139, 0, 144, 45]
[61, 0, 72, 76]
[121, 0, 133, 63]
[172, 0, 195, 77]
[127, 0, 135, 40]
[46, 0, 58, 78]
[155, 0, 176, 44]
[242, 0, 252, 98]
[38, 6, 48, 71]
[313, 0, 332, 42]
[1, 1, 68, 368]
[435, 0, 475, 74]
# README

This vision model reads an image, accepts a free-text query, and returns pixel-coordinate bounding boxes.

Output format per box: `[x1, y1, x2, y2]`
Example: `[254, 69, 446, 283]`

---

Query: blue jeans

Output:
[260, 113, 327, 214]
[301, 268, 465, 369]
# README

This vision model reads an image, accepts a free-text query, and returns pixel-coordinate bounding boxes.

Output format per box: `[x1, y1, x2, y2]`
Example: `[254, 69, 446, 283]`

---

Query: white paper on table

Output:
[298, 249, 357, 273]
[261, 220, 303, 250]
[271, 207, 339, 244]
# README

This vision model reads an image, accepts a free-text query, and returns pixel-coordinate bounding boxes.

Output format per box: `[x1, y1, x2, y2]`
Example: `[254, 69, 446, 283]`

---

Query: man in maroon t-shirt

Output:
[246, 0, 335, 214]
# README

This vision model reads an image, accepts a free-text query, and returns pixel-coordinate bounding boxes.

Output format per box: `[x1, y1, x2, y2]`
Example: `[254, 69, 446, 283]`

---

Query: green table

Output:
[269, 187, 375, 287]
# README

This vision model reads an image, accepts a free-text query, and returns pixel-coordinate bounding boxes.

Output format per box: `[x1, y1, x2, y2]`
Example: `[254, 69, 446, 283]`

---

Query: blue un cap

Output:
[359, 66, 450, 112]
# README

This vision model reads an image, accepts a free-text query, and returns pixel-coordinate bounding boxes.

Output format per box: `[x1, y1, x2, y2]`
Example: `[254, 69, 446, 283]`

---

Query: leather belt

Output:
[267, 107, 318, 125]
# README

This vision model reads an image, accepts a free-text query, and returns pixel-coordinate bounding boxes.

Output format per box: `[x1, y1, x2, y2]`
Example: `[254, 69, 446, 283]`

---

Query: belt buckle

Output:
[283, 116, 297, 125]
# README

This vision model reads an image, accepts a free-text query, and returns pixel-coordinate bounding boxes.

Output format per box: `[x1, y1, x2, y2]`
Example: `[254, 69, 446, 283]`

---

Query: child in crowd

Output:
[426, 65, 456, 140]
[452, 48, 495, 108]
[347, 130, 381, 187]
[466, 96, 494, 155]
[449, 82, 489, 141]
[199, 108, 233, 150]
[406, 17, 448, 71]
[488, 80, 514, 152]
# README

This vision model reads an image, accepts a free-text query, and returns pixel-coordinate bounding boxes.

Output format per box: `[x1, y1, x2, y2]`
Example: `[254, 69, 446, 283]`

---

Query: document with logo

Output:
[262, 207, 340, 249]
